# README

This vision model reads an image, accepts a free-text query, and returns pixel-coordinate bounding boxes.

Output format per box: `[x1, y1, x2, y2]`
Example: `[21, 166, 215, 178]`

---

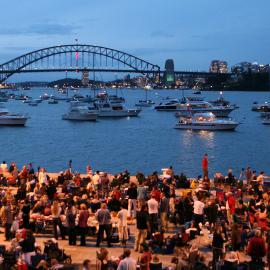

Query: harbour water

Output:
[1, 88, 270, 177]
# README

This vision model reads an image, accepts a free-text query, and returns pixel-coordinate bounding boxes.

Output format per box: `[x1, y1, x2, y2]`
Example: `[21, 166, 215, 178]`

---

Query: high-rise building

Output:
[82, 71, 89, 86]
[164, 59, 175, 86]
[210, 60, 228, 73]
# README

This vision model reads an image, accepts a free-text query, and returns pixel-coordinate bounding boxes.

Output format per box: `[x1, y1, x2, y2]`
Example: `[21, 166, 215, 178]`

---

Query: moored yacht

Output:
[252, 102, 270, 112]
[154, 99, 182, 111]
[94, 101, 141, 117]
[175, 112, 239, 131]
[0, 103, 28, 126]
[62, 102, 98, 121]
[175, 101, 235, 117]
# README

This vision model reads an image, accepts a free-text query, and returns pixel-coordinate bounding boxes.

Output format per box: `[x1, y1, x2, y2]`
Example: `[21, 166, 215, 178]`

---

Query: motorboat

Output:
[135, 100, 155, 107]
[40, 93, 50, 100]
[154, 99, 182, 111]
[48, 99, 58, 104]
[175, 101, 235, 117]
[135, 88, 155, 107]
[252, 102, 270, 112]
[262, 114, 270, 125]
[94, 101, 141, 117]
[14, 94, 29, 101]
[193, 91, 201, 95]
[0, 103, 28, 126]
[28, 99, 41, 106]
[108, 95, 125, 103]
[71, 94, 93, 103]
[175, 112, 239, 131]
[62, 102, 98, 121]
[260, 112, 270, 118]
[209, 92, 239, 109]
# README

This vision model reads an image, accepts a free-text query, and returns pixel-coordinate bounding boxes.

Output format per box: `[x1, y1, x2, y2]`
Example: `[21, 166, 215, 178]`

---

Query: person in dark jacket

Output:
[212, 225, 225, 270]
[65, 202, 77, 245]
[21, 199, 31, 229]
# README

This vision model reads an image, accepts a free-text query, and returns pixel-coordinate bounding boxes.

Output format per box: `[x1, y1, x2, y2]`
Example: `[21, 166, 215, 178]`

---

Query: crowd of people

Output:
[0, 157, 269, 270]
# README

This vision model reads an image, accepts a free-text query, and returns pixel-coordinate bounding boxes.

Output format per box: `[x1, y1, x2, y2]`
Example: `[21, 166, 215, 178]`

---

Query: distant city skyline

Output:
[0, 0, 270, 81]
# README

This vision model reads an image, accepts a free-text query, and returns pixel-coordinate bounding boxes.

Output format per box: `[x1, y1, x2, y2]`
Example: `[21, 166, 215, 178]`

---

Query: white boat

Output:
[252, 102, 270, 112]
[62, 102, 98, 121]
[94, 101, 141, 117]
[175, 112, 239, 131]
[209, 92, 239, 109]
[175, 101, 235, 117]
[135, 100, 155, 107]
[135, 88, 155, 107]
[262, 114, 270, 125]
[0, 103, 28, 126]
[28, 99, 41, 106]
[154, 99, 182, 111]
[48, 99, 58, 104]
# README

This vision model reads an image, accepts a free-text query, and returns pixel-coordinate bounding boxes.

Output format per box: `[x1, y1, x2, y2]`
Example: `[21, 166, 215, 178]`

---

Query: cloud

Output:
[150, 30, 174, 38]
[131, 47, 217, 57]
[0, 23, 80, 36]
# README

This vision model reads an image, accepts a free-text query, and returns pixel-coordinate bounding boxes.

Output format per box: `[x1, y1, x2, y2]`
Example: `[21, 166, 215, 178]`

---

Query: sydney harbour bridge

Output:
[0, 44, 226, 83]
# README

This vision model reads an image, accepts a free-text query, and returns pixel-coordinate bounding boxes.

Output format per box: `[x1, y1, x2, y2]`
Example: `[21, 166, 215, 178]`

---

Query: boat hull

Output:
[176, 108, 234, 117]
[98, 109, 141, 117]
[175, 123, 238, 130]
[0, 117, 27, 126]
[62, 113, 98, 121]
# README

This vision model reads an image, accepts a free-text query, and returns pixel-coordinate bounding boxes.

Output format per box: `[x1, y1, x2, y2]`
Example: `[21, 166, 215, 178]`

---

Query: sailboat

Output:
[135, 88, 155, 107]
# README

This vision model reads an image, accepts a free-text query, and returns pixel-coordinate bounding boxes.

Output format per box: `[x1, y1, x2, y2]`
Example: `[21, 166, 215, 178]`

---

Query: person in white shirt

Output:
[38, 168, 48, 185]
[147, 195, 159, 234]
[0, 161, 8, 173]
[193, 197, 205, 232]
[117, 249, 136, 270]
[92, 171, 101, 190]
[117, 205, 129, 244]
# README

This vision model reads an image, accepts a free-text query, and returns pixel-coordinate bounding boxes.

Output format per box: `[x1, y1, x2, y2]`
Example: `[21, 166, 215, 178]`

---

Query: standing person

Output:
[212, 225, 225, 270]
[38, 168, 48, 185]
[127, 182, 137, 222]
[51, 200, 65, 240]
[147, 195, 159, 234]
[117, 249, 136, 270]
[202, 153, 208, 178]
[247, 230, 266, 267]
[65, 201, 77, 245]
[1, 201, 13, 241]
[159, 192, 169, 231]
[134, 204, 149, 252]
[21, 199, 31, 229]
[95, 203, 112, 247]
[193, 197, 205, 233]
[117, 204, 129, 245]
[78, 204, 90, 246]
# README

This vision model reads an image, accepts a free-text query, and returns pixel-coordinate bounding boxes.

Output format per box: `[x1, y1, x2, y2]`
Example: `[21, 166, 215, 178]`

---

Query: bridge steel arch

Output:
[0, 44, 160, 83]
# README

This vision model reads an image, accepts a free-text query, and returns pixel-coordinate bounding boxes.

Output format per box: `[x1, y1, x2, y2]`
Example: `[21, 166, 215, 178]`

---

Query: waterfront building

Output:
[82, 71, 89, 86]
[163, 59, 175, 86]
[231, 62, 270, 74]
[209, 60, 228, 73]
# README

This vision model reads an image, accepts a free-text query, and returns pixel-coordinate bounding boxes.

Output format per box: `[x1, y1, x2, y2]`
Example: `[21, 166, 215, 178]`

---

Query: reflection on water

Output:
[182, 130, 215, 149]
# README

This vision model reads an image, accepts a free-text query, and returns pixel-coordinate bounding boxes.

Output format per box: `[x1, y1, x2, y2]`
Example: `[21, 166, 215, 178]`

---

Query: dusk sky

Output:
[0, 0, 270, 79]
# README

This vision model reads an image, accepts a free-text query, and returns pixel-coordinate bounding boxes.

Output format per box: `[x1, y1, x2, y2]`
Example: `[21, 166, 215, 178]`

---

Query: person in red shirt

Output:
[247, 230, 266, 264]
[202, 154, 208, 178]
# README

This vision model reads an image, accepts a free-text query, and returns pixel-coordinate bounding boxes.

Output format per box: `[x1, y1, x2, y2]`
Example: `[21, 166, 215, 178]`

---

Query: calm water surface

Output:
[1, 88, 270, 177]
